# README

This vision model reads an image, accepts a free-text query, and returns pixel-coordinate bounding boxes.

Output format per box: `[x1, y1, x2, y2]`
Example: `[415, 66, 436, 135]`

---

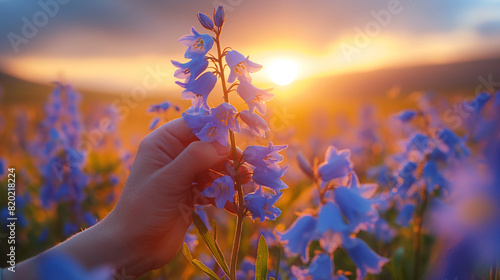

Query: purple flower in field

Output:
[244, 142, 288, 192]
[177, 72, 217, 111]
[147, 101, 171, 113]
[236, 257, 256, 279]
[463, 92, 490, 113]
[236, 80, 274, 114]
[405, 133, 430, 154]
[318, 146, 353, 182]
[178, 27, 214, 58]
[395, 203, 415, 227]
[394, 109, 418, 122]
[214, 5, 225, 27]
[423, 160, 448, 193]
[334, 185, 377, 231]
[197, 12, 214, 30]
[343, 237, 389, 280]
[197, 103, 240, 146]
[252, 166, 288, 193]
[38, 252, 112, 280]
[317, 202, 349, 234]
[182, 106, 210, 135]
[291, 253, 333, 280]
[243, 142, 287, 170]
[244, 187, 282, 222]
[279, 214, 318, 262]
[239, 109, 269, 137]
[171, 56, 209, 83]
[437, 128, 470, 158]
[148, 117, 160, 130]
[225, 50, 262, 83]
[202, 175, 235, 208]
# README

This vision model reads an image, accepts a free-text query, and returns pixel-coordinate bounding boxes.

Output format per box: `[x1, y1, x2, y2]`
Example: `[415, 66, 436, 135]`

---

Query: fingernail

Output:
[212, 142, 230, 156]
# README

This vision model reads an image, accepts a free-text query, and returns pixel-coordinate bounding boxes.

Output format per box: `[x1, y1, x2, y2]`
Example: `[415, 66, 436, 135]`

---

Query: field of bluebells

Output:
[1, 6, 500, 280]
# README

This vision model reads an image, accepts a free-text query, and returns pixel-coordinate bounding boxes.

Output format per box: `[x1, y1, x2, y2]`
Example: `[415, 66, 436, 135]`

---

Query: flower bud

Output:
[197, 12, 214, 30]
[214, 6, 225, 27]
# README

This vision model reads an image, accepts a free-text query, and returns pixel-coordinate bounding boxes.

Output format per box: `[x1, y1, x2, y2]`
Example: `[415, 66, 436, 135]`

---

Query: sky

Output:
[1, 0, 500, 94]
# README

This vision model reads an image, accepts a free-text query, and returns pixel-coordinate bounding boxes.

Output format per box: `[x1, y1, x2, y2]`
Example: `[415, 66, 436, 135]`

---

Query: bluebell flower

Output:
[214, 5, 225, 27]
[279, 214, 318, 262]
[193, 103, 240, 146]
[225, 50, 262, 83]
[405, 133, 429, 154]
[239, 110, 269, 137]
[423, 160, 447, 193]
[243, 142, 286, 169]
[370, 219, 396, 243]
[395, 203, 415, 227]
[178, 27, 214, 58]
[0, 158, 5, 177]
[202, 175, 236, 208]
[343, 237, 389, 280]
[38, 252, 112, 280]
[317, 202, 349, 233]
[437, 128, 470, 158]
[335, 186, 376, 231]
[236, 80, 274, 114]
[147, 101, 171, 113]
[252, 166, 288, 193]
[182, 106, 210, 135]
[244, 187, 282, 222]
[171, 56, 209, 83]
[394, 109, 418, 122]
[197, 12, 214, 30]
[318, 146, 353, 182]
[463, 92, 490, 113]
[176, 72, 217, 111]
[291, 253, 333, 280]
[63, 223, 79, 237]
[83, 212, 97, 227]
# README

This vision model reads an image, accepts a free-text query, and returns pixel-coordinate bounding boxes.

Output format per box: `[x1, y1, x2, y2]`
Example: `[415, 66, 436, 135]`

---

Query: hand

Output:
[105, 118, 230, 276]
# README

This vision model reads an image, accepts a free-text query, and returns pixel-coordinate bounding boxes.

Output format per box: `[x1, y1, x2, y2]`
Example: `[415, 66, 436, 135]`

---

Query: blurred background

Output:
[1, 0, 500, 139]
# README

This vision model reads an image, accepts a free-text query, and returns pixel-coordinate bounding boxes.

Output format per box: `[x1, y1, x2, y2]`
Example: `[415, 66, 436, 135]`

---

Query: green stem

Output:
[214, 28, 245, 280]
[413, 189, 428, 280]
[274, 244, 282, 279]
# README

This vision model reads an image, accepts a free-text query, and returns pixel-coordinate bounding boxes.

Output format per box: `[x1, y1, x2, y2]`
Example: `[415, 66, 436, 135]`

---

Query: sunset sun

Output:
[267, 59, 299, 85]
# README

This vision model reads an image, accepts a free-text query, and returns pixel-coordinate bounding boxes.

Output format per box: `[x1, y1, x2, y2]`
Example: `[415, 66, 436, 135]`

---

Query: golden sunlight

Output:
[267, 59, 299, 85]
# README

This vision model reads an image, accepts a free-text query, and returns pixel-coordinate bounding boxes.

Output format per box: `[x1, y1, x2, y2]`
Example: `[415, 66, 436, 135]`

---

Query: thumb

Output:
[160, 141, 230, 187]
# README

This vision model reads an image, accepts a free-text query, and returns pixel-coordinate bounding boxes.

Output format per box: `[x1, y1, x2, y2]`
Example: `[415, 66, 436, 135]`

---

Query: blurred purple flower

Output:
[344, 237, 389, 280]
[395, 203, 415, 227]
[239, 109, 269, 137]
[279, 214, 318, 262]
[394, 109, 418, 122]
[318, 146, 353, 182]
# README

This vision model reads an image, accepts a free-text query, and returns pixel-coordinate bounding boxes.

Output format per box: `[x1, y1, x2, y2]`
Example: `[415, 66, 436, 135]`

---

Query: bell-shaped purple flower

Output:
[226, 50, 262, 83]
[176, 72, 217, 111]
[237, 80, 274, 114]
[202, 175, 235, 208]
[244, 142, 287, 170]
[318, 146, 353, 182]
[395, 203, 415, 227]
[438, 128, 470, 158]
[214, 5, 225, 27]
[244, 187, 282, 222]
[343, 237, 389, 280]
[252, 165, 289, 193]
[317, 201, 349, 234]
[171, 56, 209, 83]
[291, 253, 333, 280]
[186, 103, 240, 146]
[334, 186, 375, 231]
[178, 27, 214, 58]
[239, 109, 269, 137]
[182, 106, 210, 135]
[279, 214, 318, 262]
[197, 12, 214, 30]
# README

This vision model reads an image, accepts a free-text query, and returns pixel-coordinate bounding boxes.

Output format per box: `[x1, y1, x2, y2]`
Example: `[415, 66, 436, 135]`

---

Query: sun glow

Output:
[267, 59, 299, 85]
